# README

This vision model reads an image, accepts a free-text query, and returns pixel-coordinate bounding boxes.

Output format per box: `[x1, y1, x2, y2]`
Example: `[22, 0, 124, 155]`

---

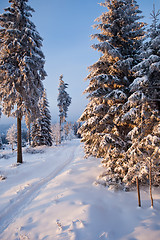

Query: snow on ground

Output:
[0, 139, 160, 240]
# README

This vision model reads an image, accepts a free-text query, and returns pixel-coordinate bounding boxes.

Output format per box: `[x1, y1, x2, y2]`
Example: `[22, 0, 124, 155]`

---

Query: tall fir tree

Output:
[79, 0, 145, 169]
[120, 5, 160, 187]
[0, 0, 46, 163]
[31, 89, 52, 147]
[57, 75, 71, 144]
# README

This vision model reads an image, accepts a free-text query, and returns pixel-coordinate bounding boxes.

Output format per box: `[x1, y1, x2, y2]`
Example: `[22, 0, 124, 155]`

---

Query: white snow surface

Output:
[0, 139, 160, 240]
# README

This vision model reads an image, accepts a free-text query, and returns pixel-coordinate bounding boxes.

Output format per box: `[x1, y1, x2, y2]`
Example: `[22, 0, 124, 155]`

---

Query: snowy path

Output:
[0, 141, 78, 235]
[0, 139, 160, 240]
[0, 142, 79, 238]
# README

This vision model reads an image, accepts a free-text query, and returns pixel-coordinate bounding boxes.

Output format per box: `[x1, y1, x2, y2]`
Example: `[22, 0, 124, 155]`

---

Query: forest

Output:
[0, 0, 160, 239]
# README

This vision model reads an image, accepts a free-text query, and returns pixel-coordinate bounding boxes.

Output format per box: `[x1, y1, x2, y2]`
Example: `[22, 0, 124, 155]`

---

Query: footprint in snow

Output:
[68, 219, 85, 232]
[56, 219, 85, 240]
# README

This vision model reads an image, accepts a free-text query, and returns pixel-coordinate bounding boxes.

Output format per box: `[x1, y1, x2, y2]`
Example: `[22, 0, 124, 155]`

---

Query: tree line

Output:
[0, 121, 80, 151]
[78, 0, 160, 193]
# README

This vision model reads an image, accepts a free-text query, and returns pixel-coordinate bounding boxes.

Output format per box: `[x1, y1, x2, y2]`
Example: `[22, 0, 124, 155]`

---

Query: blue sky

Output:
[0, 0, 160, 124]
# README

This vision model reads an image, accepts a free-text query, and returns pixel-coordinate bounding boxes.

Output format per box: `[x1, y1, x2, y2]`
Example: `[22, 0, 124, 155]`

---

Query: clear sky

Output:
[0, 0, 160, 124]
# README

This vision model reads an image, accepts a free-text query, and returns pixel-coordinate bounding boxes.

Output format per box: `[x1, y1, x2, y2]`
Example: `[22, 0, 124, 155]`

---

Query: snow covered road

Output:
[0, 139, 160, 240]
[0, 140, 78, 235]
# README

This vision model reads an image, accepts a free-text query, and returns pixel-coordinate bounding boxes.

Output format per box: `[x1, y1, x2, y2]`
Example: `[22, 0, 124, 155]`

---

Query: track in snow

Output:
[0, 142, 79, 234]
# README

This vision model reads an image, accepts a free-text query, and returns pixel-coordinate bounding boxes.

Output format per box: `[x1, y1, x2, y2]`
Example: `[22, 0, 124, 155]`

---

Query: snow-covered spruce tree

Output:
[0, 0, 46, 163]
[31, 89, 52, 147]
[31, 118, 41, 147]
[6, 124, 17, 152]
[120, 6, 160, 188]
[79, 0, 145, 170]
[57, 75, 71, 144]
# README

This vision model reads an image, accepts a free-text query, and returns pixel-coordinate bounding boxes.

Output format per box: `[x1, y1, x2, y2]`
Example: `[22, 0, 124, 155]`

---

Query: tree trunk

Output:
[136, 176, 141, 207]
[17, 116, 23, 164]
[149, 159, 153, 207]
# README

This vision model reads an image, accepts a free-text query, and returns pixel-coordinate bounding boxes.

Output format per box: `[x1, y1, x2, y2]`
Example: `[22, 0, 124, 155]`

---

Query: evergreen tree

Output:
[120, 5, 160, 187]
[31, 89, 52, 147]
[31, 118, 41, 147]
[0, 0, 46, 163]
[6, 124, 17, 151]
[79, 0, 145, 166]
[57, 75, 71, 144]
[73, 122, 81, 138]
